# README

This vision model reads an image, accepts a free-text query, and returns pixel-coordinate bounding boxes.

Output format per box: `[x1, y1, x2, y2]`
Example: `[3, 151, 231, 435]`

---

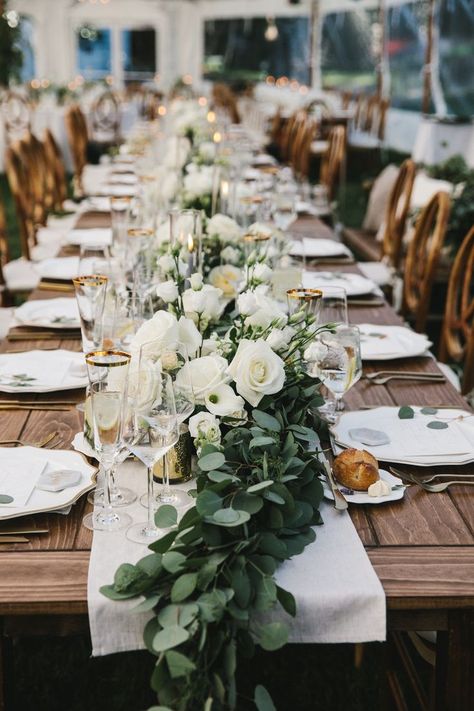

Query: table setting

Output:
[2, 95, 474, 711]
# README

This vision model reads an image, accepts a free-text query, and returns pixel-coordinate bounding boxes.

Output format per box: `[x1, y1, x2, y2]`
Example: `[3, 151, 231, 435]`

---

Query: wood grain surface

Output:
[1, 212, 473, 619]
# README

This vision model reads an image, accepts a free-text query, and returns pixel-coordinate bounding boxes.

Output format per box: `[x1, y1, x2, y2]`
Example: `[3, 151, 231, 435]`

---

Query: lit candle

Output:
[187, 233, 194, 276]
[207, 110, 216, 124]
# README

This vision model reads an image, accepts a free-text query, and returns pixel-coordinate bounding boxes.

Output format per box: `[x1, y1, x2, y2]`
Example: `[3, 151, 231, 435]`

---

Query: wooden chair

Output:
[439, 225, 474, 395]
[280, 109, 306, 164]
[292, 116, 318, 180]
[211, 83, 240, 124]
[402, 191, 451, 333]
[65, 105, 88, 196]
[343, 158, 416, 269]
[1, 90, 30, 144]
[43, 129, 68, 211]
[4, 144, 34, 261]
[0, 191, 40, 300]
[319, 125, 346, 202]
[90, 90, 121, 144]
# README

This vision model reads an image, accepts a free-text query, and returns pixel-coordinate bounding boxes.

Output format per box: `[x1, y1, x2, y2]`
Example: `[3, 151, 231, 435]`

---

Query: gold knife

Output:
[322, 458, 348, 511]
[0, 536, 30, 543]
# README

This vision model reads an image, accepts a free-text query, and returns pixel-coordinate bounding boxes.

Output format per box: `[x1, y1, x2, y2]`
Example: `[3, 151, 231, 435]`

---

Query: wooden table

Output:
[1, 213, 474, 711]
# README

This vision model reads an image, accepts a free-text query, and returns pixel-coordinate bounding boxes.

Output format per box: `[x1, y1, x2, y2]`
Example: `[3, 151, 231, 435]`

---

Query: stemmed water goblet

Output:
[72, 274, 108, 354]
[124, 370, 180, 544]
[82, 350, 132, 531]
[303, 324, 362, 424]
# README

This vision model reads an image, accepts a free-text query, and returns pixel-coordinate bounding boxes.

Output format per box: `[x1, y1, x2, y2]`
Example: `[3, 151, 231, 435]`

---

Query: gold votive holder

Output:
[153, 425, 194, 484]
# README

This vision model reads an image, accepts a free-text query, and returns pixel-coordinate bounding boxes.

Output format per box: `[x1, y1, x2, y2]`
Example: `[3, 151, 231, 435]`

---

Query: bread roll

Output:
[333, 448, 379, 491]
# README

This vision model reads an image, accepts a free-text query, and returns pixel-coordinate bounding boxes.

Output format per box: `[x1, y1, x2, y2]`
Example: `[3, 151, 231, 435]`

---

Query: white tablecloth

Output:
[88, 459, 386, 657]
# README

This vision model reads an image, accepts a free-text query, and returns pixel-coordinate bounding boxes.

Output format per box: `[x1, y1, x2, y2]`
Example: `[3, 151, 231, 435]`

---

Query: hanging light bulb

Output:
[264, 17, 279, 42]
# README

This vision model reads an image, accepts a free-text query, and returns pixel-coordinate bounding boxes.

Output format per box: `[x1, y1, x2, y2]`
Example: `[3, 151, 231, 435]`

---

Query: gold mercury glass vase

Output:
[153, 424, 194, 484]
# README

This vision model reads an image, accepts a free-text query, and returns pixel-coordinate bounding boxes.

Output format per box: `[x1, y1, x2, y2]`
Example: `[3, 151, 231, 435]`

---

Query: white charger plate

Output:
[0, 447, 98, 521]
[303, 270, 377, 296]
[0, 350, 88, 393]
[322, 469, 405, 504]
[358, 324, 432, 361]
[14, 298, 80, 330]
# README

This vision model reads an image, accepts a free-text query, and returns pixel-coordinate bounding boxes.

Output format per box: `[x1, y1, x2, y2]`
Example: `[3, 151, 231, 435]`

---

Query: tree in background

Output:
[0, 0, 23, 87]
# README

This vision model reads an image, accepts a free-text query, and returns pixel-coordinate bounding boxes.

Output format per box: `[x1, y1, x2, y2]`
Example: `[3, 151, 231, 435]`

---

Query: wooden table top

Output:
[1, 212, 474, 617]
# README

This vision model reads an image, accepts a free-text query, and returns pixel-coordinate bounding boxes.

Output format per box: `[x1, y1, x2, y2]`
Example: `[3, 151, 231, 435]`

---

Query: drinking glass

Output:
[124, 371, 180, 544]
[303, 325, 362, 423]
[110, 195, 132, 263]
[82, 350, 132, 532]
[139, 340, 195, 509]
[272, 191, 297, 232]
[287, 288, 322, 326]
[108, 292, 144, 351]
[78, 244, 110, 277]
[72, 275, 108, 353]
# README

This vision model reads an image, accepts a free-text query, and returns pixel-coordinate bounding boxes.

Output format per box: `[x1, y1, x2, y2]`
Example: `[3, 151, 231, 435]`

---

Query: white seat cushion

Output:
[362, 164, 399, 232]
[0, 308, 14, 339]
[3, 258, 40, 292]
[349, 131, 382, 149]
[358, 261, 393, 287]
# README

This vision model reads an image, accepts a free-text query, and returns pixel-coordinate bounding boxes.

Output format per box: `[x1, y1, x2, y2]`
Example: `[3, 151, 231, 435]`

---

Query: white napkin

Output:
[35, 257, 98, 280]
[0, 350, 87, 392]
[109, 174, 137, 186]
[358, 324, 431, 360]
[95, 185, 137, 198]
[0, 458, 46, 507]
[15, 298, 80, 328]
[303, 271, 378, 297]
[82, 197, 112, 213]
[66, 229, 112, 247]
[88, 463, 386, 656]
[291, 238, 352, 259]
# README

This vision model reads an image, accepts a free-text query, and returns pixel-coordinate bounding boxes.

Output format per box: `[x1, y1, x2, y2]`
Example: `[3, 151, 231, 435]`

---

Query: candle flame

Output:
[207, 110, 216, 123]
[187, 234, 194, 252]
[213, 131, 222, 144]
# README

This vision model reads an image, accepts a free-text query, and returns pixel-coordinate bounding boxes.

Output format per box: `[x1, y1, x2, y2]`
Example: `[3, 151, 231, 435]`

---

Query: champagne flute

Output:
[72, 275, 108, 353]
[125, 370, 179, 544]
[272, 190, 297, 232]
[303, 325, 362, 424]
[78, 244, 110, 277]
[83, 350, 132, 532]
[139, 340, 195, 510]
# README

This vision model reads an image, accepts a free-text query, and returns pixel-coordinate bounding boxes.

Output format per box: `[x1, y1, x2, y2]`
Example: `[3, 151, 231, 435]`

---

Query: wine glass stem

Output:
[147, 465, 155, 532]
[162, 454, 172, 500]
[102, 462, 115, 522]
[335, 396, 345, 412]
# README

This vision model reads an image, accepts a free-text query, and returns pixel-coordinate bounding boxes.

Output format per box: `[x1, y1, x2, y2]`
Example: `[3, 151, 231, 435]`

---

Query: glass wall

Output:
[203, 17, 310, 84]
[321, 9, 379, 92]
[121, 28, 157, 83]
[76, 26, 112, 80]
[438, 0, 474, 117]
[18, 15, 35, 82]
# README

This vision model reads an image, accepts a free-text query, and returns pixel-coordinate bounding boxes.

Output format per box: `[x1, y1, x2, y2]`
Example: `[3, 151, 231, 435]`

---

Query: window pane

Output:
[439, 0, 474, 117]
[77, 26, 112, 80]
[387, 1, 429, 111]
[121, 28, 157, 82]
[18, 15, 35, 82]
[203, 17, 310, 84]
[321, 10, 378, 92]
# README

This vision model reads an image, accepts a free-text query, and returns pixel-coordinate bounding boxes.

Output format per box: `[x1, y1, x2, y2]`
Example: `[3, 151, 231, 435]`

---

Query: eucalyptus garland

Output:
[101, 368, 325, 711]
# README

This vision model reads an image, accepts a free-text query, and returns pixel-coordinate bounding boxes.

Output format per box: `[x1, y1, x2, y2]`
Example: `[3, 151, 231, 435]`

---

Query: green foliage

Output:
[0, 3, 23, 87]
[102, 369, 325, 710]
[427, 154, 470, 184]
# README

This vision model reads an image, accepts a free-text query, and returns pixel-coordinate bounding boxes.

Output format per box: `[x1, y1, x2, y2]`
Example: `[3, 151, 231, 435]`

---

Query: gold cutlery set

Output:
[0, 529, 49, 544]
[363, 370, 445, 386]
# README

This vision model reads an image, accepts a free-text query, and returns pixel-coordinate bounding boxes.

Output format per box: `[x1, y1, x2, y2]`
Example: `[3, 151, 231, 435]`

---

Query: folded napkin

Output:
[15, 297, 80, 328]
[0, 458, 46, 507]
[66, 229, 112, 247]
[358, 324, 431, 360]
[291, 238, 352, 259]
[88, 463, 386, 656]
[0, 350, 86, 392]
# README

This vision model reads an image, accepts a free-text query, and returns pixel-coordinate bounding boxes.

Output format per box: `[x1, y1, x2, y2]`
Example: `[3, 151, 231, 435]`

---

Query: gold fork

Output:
[0, 431, 59, 448]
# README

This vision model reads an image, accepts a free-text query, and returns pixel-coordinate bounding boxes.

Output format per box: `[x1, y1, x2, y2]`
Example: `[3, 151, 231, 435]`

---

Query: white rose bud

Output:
[253, 263, 273, 283]
[237, 291, 258, 316]
[156, 280, 179, 303]
[190, 272, 204, 290]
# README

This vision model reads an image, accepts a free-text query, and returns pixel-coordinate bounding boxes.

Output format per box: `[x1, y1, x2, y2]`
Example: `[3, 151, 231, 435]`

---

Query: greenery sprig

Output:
[101, 368, 325, 711]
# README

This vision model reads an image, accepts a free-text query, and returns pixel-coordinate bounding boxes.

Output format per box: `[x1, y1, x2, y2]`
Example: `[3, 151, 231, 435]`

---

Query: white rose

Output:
[208, 265, 243, 299]
[131, 310, 179, 357]
[227, 339, 286, 406]
[190, 272, 203, 290]
[237, 291, 258, 316]
[176, 355, 230, 405]
[245, 306, 287, 330]
[204, 384, 245, 417]
[188, 411, 221, 444]
[156, 280, 179, 303]
[157, 253, 175, 274]
[221, 245, 241, 264]
[182, 288, 207, 315]
[206, 214, 241, 242]
[183, 284, 225, 321]
[247, 222, 273, 239]
[199, 141, 217, 161]
[183, 166, 213, 198]
[178, 316, 202, 357]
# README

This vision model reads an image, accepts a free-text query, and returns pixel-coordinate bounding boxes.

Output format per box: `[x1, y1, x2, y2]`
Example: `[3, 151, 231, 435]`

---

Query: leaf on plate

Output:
[420, 407, 438, 415]
[426, 420, 449, 429]
[398, 406, 415, 419]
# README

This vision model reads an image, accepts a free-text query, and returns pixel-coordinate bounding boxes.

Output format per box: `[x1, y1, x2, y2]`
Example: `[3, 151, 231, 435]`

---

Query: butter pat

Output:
[367, 479, 391, 497]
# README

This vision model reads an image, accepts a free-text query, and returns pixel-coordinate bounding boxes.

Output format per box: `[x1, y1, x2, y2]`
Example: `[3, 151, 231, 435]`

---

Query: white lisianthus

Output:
[245, 306, 287, 330]
[251, 263, 273, 283]
[190, 272, 204, 290]
[247, 222, 273, 239]
[176, 355, 230, 405]
[227, 339, 286, 406]
[188, 411, 221, 446]
[204, 383, 245, 417]
[201, 337, 219, 355]
[178, 316, 202, 357]
[183, 165, 214, 198]
[206, 214, 241, 243]
[237, 291, 259, 316]
[131, 310, 179, 357]
[183, 284, 225, 321]
[156, 280, 179, 303]
[157, 253, 175, 274]
[221, 245, 241, 265]
[208, 265, 243, 299]
[266, 328, 292, 352]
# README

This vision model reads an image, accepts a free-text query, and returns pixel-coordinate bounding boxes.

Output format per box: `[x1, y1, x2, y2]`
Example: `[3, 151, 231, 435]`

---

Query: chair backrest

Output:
[4, 144, 34, 261]
[366, 96, 390, 140]
[402, 191, 451, 333]
[91, 90, 121, 139]
[44, 129, 67, 210]
[439, 225, 474, 395]
[291, 116, 318, 179]
[211, 84, 240, 124]
[65, 104, 88, 194]
[281, 109, 306, 164]
[0, 196, 9, 295]
[380, 158, 417, 269]
[320, 125, 346, 201]
[1, 90, 30, 143]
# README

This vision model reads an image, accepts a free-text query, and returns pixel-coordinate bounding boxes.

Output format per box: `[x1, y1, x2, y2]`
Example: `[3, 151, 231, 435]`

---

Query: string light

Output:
[264, 17, 279, 42]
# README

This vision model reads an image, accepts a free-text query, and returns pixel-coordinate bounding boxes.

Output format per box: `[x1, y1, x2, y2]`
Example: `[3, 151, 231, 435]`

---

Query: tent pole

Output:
[310, 0, 322, 90]
[376, 0, 388, 100]
[422, 0, 436, 114]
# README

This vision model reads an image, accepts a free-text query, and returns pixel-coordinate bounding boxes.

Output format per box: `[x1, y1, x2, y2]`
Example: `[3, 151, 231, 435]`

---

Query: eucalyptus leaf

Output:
[249, 436, 276, 449]
[254, 685, 277, 711]
[257, 621, 289, 651]
[252, 410, 281, 432]
[171, 572, 198, 603]
[132, 594, 161, 613]
[198, 452, 226, 471]
[196, 489, 223, 516]
[152, 625, 189, 653]
[162, 551, 186, 574]
[427, 420, 449, 429]
[211, 509, 250, 527]
[165, 650, 196, 679]
[398, 406, 415, 419]
[247, 480, 274, 493]
[155, 504, 178, 529]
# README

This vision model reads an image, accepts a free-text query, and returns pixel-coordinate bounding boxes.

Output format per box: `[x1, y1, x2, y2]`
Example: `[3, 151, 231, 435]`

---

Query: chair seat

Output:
[358, 261, 393, 286]
[310, 140, 329, 155]
[341, 227, 380, 262]
[349, 131, 382, 150]
[3, 258, 40, 292]
[0, 307, 14, 338]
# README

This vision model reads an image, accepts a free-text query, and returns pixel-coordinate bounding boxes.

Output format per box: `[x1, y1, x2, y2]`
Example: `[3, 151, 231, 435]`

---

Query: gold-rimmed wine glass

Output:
[72, 274, 108, 353]
[287, 288, 323, 326]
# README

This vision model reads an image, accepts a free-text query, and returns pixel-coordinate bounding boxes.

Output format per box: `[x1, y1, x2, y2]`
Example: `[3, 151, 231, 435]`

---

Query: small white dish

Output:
[322, 469, 405, 505]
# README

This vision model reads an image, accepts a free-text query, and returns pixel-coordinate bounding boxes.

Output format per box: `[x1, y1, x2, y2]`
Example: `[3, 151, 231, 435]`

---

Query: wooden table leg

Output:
[435, 610, 474, 711]
[0, 618, 5, 711]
